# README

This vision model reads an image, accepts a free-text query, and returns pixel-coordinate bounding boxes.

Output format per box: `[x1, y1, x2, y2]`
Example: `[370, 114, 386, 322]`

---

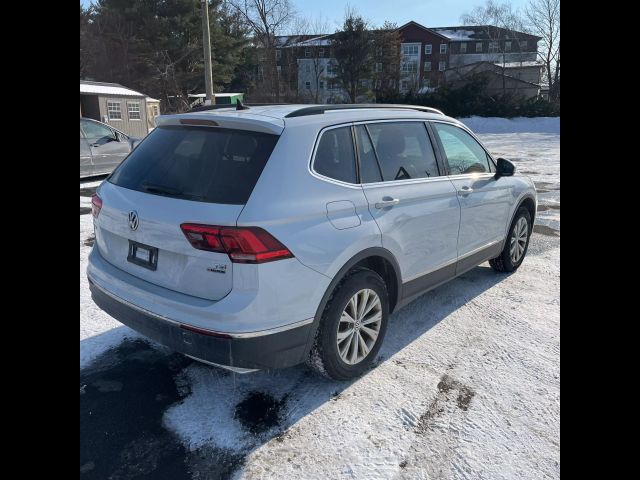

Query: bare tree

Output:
[229, 0, 294, 101]
[295, 16, 331, 103]
[525, 0, 559, 102]
[461, 0, 526, 96]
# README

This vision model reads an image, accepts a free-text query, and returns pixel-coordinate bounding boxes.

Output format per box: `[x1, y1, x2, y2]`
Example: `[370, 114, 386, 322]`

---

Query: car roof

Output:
[155, 104, 463, 135]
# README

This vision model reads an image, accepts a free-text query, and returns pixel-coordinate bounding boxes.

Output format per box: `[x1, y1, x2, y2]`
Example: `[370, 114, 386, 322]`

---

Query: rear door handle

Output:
[458, 187, 473, 196]
[375, 197, 400, 209]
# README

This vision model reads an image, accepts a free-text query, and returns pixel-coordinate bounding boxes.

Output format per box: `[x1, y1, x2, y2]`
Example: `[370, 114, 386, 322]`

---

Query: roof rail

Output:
[188, 102, 290, 113]
[284, 104, 444, 118]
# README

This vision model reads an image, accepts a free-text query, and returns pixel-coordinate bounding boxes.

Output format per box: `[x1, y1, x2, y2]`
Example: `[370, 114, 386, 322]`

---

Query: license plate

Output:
[127, 240, 158, 271]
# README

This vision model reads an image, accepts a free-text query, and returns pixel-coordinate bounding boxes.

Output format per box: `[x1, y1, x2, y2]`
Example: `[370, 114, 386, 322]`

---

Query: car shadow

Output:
[80, 264, 508, 479]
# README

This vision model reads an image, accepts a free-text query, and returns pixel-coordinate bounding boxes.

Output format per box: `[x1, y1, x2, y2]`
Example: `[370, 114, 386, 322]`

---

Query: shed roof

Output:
[80, 80, 145, 97]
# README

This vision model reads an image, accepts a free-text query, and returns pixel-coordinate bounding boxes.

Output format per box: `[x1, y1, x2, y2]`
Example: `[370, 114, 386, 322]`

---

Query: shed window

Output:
[127, 102, 141, 120]
[107, 101, 122, 120]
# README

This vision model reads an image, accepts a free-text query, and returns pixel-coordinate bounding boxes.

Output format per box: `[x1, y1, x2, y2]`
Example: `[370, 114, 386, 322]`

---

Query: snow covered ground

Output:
[80, 117, 559, 479]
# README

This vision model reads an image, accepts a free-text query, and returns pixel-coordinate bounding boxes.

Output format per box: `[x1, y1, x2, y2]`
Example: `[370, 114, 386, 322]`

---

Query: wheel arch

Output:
[509, 193, 537, 233]
[301, 247, 403, 356]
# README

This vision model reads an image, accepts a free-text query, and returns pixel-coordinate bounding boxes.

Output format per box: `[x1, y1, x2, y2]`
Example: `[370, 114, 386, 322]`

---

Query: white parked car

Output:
[87, 104, 537, 380]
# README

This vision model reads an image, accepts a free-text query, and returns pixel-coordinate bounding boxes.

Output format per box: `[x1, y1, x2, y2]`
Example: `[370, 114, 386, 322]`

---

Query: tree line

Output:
[80, 0, 559, 114]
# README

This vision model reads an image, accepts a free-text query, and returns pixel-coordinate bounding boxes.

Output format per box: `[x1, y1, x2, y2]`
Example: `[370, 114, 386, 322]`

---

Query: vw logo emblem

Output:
[128, 211, 139, 231]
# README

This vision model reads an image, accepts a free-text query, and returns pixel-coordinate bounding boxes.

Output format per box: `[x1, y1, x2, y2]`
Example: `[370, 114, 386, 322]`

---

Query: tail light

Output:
[91, 194, 103, 218]
[180, 223, 293, 264]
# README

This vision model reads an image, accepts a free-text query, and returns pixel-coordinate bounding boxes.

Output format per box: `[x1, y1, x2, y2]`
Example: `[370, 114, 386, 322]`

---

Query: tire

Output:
[307, 267, 389, 380]
[489, 206, 532, 273]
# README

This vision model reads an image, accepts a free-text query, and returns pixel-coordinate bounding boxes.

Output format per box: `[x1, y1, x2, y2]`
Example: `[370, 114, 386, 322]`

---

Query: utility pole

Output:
[201, 0, 215, 105]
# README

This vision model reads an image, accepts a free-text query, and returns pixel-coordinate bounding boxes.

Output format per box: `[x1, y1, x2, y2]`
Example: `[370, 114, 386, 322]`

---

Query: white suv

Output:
[87, 104, 537, 380]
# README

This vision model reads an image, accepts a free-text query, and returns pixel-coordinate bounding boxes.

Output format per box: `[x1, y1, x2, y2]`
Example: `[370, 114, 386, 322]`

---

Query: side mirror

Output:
[495, 158, 515, 178]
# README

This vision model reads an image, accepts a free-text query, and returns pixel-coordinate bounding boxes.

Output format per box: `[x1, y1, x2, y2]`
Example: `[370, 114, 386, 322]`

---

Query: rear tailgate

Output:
[94, 121, 281, 301]
[95, 182, 241, 301]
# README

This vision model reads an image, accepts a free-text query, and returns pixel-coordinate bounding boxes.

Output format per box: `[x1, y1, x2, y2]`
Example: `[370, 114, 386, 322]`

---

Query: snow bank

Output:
[458, 116, 560, 134]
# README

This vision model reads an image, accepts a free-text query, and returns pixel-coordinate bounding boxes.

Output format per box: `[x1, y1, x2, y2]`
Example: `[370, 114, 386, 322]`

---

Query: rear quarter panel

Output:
[238, 123, 382, 280]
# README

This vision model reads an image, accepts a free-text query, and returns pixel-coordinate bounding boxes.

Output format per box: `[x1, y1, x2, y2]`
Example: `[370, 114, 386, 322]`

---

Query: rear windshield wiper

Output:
[141, 183, 202, 200]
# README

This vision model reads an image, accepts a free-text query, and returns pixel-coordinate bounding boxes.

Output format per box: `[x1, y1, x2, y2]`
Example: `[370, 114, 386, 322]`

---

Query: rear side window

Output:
[367, 122, 440, 181]
[432, 123, 492, 175]
[108, 126, 279, 205]
[314, 127, 357, 184]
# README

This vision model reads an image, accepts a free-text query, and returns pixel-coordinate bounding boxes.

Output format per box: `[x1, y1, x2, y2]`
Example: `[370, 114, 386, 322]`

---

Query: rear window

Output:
[108, 126, 279, 205]
[313, 126, 357, 184]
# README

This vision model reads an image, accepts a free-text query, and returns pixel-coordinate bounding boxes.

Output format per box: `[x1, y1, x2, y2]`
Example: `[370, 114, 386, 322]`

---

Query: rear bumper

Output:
[89, 279, 314, 370]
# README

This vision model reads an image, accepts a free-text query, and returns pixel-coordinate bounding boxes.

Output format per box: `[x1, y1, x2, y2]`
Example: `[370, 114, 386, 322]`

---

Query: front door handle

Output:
[458, 186, 473, 196]
[375, 197, 400, 209]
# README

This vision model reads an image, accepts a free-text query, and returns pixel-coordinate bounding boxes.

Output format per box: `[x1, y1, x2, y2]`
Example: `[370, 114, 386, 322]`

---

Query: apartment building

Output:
[269, 21, 542, 101]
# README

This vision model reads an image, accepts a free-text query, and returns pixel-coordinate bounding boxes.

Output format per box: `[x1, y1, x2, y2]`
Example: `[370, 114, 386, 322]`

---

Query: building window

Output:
[375, 79, 382, 89]
[439, 61, 446, 71]
[107, 101, 122, 120]
[424, 61, 432, 71]
[375, 62, 382, 73]
[460, 42, 467, 53]
[489, 41, 499, 53]
[305, 48, 311, 57]
[305, 81, 311, 90]
[476, 42, 483, 52]
[400, 80, 409, 91]
[425, 44, 432, 54]
[319, 81, 324, 89]
[505, 41, 511, 52]
[127, 102, 141, 120]
[520, 40, 528, 50]
[319, 48, 324, 57]
[152, 105, 159, 116]
[276, 49, 282, 60]
[440, 44, 447, 54]
[327, 62, 336, 75]
[276, 65, 281, 74]
[402, 44, 419, 56]
[401, 61, 417, 73]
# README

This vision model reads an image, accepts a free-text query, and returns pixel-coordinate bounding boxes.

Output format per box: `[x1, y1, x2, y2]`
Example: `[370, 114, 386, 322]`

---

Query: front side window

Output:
[127, 102, 141, 120]
[81, 119, 114, 140]
[424, 61, 432, 71]
[366, 122, 440, 181]
[460, 42, 467, 53]
[520, 40, 528, 50]
[489, 41, 499, 53]
[439, 61, 446, 71]
[433, 123, 492, 175]
[425, 44, 432, 54]
[314, 127, 357, 183]
[107, 101, 122, 120]
[476, 42, 483, 52]
[305, 48, 311, 57]
[505, 41, 511, 52]
[305, 81, 311, 89]
[440, 44, 447, 54]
